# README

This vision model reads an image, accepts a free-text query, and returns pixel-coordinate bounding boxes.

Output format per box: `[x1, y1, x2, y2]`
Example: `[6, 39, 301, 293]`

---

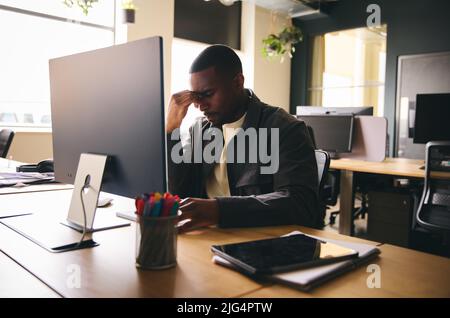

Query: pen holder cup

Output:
[135, 214, 178, 270]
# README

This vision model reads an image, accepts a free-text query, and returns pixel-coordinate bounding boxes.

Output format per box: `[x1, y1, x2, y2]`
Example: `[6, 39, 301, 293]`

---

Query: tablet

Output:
[211, 234, 359, 275]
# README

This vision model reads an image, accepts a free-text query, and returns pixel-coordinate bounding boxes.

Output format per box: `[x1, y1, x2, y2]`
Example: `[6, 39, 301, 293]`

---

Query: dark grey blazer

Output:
[167, 90, 320, 228]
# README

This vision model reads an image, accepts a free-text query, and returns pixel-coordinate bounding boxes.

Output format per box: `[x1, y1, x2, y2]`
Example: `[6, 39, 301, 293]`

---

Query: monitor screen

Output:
[296, 106, 373, 116]
[297, 115, 354, 154]
[50, 37, 166, 198]
[414, 93, 450, 144]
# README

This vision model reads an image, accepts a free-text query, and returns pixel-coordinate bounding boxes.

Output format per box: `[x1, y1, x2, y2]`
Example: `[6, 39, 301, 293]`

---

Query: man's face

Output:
[190, 66, 242, 126]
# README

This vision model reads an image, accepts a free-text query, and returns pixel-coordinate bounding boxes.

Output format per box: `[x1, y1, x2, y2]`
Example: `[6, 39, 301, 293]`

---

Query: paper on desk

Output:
[212, 231, 380, 291]
[0, 172, 54, 187]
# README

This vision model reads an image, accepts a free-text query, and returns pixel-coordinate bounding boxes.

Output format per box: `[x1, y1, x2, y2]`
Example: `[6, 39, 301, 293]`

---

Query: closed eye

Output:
[195, 90, 214, 99]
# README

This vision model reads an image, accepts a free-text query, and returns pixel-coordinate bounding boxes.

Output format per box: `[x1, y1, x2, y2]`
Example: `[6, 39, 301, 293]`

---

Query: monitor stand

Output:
[0, 213, 99, 253]
[1, 154, 128, 253]
[61, 153, 130, 233]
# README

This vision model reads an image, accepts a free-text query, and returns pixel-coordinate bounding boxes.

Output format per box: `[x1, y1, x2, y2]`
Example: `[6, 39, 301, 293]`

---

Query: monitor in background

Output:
[296, 106, 373, 116]
[50, 36, 166, 199]
[413, 93, 450, 144]
[297, 114, 355, 158]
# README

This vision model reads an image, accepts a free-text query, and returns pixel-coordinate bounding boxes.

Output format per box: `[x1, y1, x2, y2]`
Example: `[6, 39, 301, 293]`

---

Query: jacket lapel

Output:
[227, 90, 263, 194]
[201, 123, 222, 181]
[198, 89, 264, 196]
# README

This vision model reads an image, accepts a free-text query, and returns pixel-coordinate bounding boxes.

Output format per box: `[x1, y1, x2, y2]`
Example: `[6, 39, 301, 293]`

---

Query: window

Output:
[0, 0, 115, 128]
[308, 25, 387, 116]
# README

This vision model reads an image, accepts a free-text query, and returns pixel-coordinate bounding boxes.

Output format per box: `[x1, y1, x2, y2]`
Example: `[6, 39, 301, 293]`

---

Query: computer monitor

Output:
[297, 114, 355, 157]
[296, 106, 373, 116]
[413, 93, 450, 144]
[50, 36, 166, 199]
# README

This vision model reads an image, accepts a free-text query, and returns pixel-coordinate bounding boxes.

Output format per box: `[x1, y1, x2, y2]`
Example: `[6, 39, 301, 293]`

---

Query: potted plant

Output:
[262, 25, 303, 61]
[122, 0, 136, 24]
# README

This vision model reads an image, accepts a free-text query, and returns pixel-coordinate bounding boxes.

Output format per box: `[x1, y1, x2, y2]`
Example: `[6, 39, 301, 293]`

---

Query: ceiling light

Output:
[219, 0, 236, 6]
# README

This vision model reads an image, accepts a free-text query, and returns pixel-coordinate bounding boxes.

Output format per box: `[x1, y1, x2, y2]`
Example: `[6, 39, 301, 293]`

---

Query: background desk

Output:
[1, 189, 449, 297]
[330, 158, 425, 235]
[0, 157, 73, 195]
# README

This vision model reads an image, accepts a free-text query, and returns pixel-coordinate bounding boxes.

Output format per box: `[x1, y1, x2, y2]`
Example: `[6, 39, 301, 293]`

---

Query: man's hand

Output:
[166, 90, 194, 133]
[177, 198, 220, 233]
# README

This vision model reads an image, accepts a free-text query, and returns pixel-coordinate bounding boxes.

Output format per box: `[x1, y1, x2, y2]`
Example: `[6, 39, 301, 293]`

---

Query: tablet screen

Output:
[211, 234, 358, 274]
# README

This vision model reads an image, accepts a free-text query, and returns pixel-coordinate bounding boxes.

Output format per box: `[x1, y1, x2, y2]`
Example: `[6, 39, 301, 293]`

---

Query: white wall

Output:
[240, 3, 292, 112]
[253, 7, 292, 112]
[125, 1, 293, 113]
[127, 0, 174, 107]
[240, 2, 256, 92]
[12, 1, 293, 161]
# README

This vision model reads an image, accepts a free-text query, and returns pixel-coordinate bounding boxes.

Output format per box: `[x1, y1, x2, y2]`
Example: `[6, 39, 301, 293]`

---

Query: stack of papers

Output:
[212, 231, 380, 291]
[0, 172, 55, 187]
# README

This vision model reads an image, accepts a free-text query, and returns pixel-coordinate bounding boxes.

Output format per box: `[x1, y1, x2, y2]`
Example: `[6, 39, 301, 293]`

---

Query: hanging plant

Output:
[63, 0, 99, 15]
[262, 25, 303, 61]
[122, 0, 137, 24]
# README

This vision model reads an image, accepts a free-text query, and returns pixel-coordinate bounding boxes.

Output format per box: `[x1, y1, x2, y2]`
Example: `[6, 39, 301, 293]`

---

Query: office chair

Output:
[306, 125, 316, 149]
[329, 175, 370, 226]
[306, 124, 340, 226]
[315, 149, 330, 228]
[416, 141, 450, 235]
[0, 129, 15, 158]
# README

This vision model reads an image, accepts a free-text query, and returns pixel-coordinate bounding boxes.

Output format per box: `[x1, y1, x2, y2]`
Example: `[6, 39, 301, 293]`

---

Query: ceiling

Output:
[251, 0, 338, 18]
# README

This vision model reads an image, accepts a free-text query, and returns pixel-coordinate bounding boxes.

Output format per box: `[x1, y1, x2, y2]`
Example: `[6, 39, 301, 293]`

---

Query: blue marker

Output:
[151, 200, 162, 217]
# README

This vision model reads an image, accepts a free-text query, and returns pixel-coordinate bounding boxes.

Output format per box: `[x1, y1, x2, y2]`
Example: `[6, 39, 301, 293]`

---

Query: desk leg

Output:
[339, 170, 355, 236]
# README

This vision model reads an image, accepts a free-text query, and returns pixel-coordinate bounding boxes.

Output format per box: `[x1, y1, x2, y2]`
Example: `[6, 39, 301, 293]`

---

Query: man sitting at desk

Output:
[166, 45, 319, 232]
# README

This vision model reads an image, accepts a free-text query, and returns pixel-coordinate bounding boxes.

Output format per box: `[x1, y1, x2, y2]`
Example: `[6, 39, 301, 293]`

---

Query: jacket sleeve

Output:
[215, 120, 320, 228]
[166, 124, 203, 198]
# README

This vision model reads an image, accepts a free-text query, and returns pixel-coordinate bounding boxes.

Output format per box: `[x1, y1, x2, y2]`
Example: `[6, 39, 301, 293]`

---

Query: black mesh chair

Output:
[0, 129, 15, 158]
[307, 124, 331, 199]
[307, 123, 367, 226]
[315, 150, 330, 228]
[416, 141, 450, 234]
[306, 124, 338, 226]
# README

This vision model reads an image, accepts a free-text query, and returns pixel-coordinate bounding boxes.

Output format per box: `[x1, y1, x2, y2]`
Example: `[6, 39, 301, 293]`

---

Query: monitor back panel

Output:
[50, 37, 166, 198]
[340, 116, 387, 162]
[298, 115, 354, 153]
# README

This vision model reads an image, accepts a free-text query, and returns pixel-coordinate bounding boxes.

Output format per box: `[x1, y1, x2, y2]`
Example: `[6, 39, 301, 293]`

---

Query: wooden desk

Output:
[230, 225, 381, 247]
[331, 158, 425, 178]
[330, 158, 425, 235]
[0, 183, 73, 195]
[0, 191, 269, 297]
[0, 156, 22, 170]
[1, 190, 449, 298]
[0, 251, 60, 298]
[242, 243, 450, 298]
